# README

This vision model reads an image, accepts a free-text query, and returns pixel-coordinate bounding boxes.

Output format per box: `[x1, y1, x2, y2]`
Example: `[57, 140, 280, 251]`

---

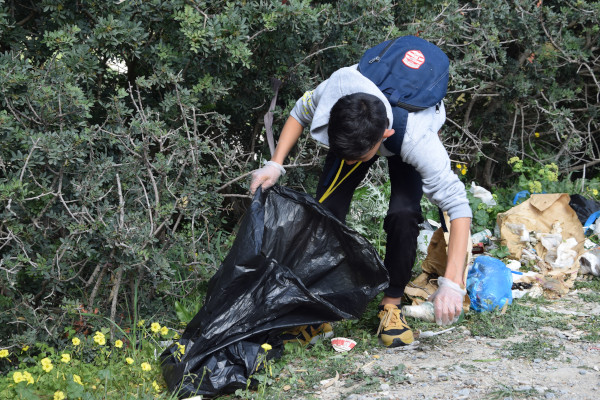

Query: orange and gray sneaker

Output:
[280, 323, 334, 346]
[377, 304, 414, 347]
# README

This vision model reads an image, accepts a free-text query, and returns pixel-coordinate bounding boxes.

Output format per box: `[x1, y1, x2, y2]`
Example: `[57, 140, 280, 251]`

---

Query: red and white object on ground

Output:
[331, 337, 357, 352]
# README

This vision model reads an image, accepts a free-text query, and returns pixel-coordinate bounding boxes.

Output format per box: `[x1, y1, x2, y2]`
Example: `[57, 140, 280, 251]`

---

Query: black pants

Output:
[315, 151, 424, 298]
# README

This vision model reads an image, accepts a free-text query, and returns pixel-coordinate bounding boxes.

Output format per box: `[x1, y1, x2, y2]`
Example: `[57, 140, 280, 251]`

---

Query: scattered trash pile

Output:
[408, 186, 600, 319]
[162, 184, 599, 397]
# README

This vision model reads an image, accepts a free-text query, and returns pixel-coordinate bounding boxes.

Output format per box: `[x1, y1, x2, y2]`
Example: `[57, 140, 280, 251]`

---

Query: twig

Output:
[562, 159, 600, 173]
[146, 164, 160, 219]
[85, 255, 112, 289]
[171, 213, 184, 234]
[508, 104, 518, 152]
[116, 173, 124, 229]
[19, 138, 41, 182]
[216, 162, 317, 193]
[57, 168, 80, 223]
[137, 176, 154, 236]
[289, 45, 346, 73]
[109, 267, 124, 340]
[88, 262, 109, 310]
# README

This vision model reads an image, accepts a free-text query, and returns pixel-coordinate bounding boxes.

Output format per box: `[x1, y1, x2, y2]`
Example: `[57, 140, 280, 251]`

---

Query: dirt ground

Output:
[308, 289, 600, 400]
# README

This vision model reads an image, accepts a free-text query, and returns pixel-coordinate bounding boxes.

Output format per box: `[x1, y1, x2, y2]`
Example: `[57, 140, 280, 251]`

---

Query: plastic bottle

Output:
[402, 301, 435, 322]
[471, 229, 492, 245]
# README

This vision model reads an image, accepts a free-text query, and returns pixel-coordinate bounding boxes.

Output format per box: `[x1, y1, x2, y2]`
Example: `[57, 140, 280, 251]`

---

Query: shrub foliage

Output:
[0, 0, 598, 347]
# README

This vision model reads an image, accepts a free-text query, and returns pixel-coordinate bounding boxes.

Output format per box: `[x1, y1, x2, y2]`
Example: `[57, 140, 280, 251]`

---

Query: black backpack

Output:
[358, 36, 449, 154]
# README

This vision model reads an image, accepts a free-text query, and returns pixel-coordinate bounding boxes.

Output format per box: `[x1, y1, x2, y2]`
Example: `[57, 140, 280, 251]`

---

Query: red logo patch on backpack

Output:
[402, 50, 425, 69]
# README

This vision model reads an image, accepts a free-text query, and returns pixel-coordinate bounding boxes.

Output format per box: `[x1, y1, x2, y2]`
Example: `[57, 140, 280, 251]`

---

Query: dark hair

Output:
[328, 93, 387, 160]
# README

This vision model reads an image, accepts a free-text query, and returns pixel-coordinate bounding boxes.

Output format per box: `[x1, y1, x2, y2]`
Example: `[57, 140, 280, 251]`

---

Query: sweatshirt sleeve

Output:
[289, 79, 328, 127]
[401, 103, 472, 221]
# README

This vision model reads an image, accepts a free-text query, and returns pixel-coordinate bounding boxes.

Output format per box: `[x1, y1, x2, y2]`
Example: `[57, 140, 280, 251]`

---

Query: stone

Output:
[516, 385, 533, 392]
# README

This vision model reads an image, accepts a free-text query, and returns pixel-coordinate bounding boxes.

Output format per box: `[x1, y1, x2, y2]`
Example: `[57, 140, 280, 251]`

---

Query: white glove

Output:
[250, 161, 285, 195]
[428, 276, 466, 326]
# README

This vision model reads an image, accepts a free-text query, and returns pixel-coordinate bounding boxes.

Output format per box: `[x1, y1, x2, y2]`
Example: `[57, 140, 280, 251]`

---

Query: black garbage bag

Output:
[161, 186, 388, 398]
[569, 194, 600, 225]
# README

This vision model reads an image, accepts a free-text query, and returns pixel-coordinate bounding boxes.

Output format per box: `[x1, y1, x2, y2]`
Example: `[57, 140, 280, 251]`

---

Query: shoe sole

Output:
[378, 336, 414, 348]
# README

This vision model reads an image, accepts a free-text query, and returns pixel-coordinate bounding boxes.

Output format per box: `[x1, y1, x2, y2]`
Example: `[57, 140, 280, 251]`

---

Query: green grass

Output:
[462, 299, 573, 339]
[486, 382, 545, 399]
[580, 315, 600, 342]
[0, 322, 178, 399]
[573, 275, 600, 291]
[2, 270, 596, 400]
[500, 335, 564, 360]
[578, 292, 600, 302]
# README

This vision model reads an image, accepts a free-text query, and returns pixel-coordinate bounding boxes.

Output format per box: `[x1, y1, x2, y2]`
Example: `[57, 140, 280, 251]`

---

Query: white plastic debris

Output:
[539, 233, 578, 269]
[579, 247, 600, 276]
[506, 223, 530, 243]
[402, 302, 435, 322]
[505, 259, 522, 271]
[417, 229, 436, 254]
[470, 182, 497, 206]
[584, 238, 597, 250]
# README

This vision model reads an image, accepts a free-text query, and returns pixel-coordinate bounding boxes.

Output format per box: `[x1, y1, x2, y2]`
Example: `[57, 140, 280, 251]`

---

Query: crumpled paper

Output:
[496, 193, 586, 298]
[405, 213, 472, 310]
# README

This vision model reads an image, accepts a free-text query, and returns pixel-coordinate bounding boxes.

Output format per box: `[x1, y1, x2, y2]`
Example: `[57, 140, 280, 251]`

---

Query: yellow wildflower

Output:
[72, 337, 81, 346]
[593, 189, 599, 196]
[114, 339, 123, 348]
[153, 380, 161, 393]
[126, 357, 134, 365]
[508, 156, 520, 164]
[0, 349, 8, 358]
[177, 343, 185, 355]
[22, 346, 29, 352]
[54, 390, 66, 400]
[73, 374, 83, 385]
[137, 319, 145, 327]
[93, 331, 106, 346]
[528, 180, 543, 193]
[61, 353, 71, 363]
[150, 322, 161, 333]
[23, 371, 34, 385]
[13, 372, 24, 384]
[160, 326, 169, 336]
[173, 333, 181, 339]
[461, 168, 467, 175]
[535, 132, 540, 138]
[456, 163, 462, 169]
[261, 343, 272, 352]
[41, 357, 54, 372]
[141, 362, 152, 371]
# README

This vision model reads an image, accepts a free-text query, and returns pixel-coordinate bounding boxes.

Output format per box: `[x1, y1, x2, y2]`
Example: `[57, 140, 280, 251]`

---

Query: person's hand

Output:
[250, 161, 285, 195]
[428, 276, 466, 326]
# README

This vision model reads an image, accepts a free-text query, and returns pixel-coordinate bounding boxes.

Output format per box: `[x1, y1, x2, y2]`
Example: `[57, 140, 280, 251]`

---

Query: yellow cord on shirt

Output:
[318, 160, 362, 203]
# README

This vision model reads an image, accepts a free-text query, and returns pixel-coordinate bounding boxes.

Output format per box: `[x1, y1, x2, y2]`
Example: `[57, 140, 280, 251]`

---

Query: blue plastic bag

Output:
[466, 256, 513, 312]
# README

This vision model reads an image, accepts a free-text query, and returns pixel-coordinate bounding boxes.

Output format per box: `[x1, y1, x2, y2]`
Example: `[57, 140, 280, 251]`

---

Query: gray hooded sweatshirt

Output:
[290, 66, 472, 221]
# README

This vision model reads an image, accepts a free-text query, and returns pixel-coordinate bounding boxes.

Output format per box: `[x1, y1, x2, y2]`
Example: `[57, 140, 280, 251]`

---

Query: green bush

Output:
[0, 0, 397, 348]
[1, 0, 598, 353]
[396, 0, 600, 186]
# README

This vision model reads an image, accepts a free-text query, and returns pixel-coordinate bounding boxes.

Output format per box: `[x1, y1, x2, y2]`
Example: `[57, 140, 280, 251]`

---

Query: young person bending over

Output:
[250, 66, 472, 348]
